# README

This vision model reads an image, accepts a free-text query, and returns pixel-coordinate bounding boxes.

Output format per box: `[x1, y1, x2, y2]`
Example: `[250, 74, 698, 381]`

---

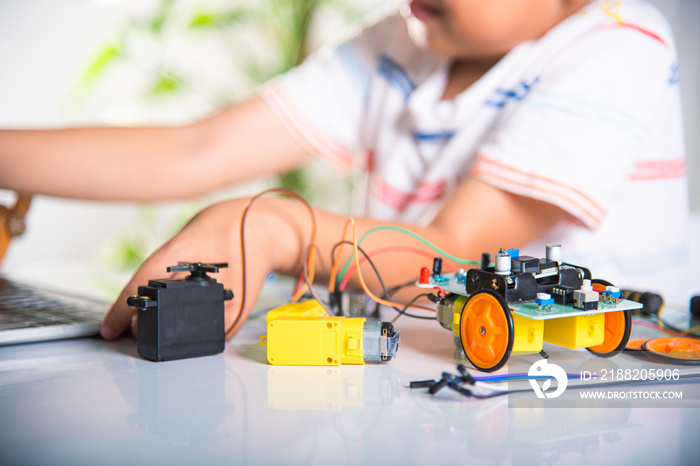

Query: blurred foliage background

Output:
[75, 0, 385, 271]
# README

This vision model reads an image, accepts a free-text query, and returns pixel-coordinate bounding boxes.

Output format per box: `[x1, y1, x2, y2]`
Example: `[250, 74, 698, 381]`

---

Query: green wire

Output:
[336, 225, 480, 285]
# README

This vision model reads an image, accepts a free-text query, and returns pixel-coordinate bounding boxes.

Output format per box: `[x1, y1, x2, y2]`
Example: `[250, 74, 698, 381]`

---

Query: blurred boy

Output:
[0, 0, 690, 339]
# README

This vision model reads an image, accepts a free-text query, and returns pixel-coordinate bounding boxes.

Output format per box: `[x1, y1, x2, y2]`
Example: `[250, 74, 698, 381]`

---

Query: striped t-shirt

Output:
[260, 0, 692, 302]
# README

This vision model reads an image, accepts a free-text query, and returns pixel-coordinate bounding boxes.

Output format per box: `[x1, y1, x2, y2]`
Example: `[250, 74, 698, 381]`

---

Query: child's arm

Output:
[99, 176, 569, 340]
[0, 97, 310, 200]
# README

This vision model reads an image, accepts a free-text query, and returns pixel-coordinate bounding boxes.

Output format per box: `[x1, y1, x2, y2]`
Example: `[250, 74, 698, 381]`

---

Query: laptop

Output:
[0, 274, 110, 345]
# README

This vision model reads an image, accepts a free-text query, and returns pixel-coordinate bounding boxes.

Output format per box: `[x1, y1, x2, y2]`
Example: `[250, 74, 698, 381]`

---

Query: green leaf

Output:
[149, 0, 177, 33]
[107, 235, 149, 271]
[278, 168, 310, 198]
[189, 9, 249, 29]
[148, 72, 183, 96]
[79, 44, 122, 89]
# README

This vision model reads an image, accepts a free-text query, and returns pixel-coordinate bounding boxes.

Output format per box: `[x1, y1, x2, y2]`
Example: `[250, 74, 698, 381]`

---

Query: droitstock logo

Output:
[528, 359, 568, 399]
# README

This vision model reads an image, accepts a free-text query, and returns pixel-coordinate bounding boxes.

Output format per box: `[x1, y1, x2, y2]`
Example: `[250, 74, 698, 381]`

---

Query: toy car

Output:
[417, 245, 643, 372]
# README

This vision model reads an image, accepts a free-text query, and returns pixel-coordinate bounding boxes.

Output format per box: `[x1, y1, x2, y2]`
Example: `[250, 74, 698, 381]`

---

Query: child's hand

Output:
[99, 198, 286, 340]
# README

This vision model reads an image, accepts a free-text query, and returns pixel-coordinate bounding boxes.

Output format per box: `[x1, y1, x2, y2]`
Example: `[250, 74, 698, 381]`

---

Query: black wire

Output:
[330, 240, 436, 321]
[391, 292, 435, 324]
[301, 242, 332, 313]
[330, 241, 383, 290]
[380, 279, 421, 317]
[386, 279, 419, 296]
[330, 240, 397, 313]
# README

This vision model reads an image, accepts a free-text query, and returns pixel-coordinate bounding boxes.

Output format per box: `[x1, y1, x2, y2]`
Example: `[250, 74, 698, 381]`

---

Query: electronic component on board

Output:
[573, 279, 599, 311]
[127, 262, 233, 362]
[552, 285, 575, 305]
[601, 286, 621, 306]
[536, 292, 554, 312]
[432, 256, 443, 277]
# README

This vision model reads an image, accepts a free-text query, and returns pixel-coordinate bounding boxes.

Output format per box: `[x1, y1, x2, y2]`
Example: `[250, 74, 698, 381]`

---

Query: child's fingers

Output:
[99, 244, 179, 340]
[99, 199, 249, 341]
[131, 313, 138, 338]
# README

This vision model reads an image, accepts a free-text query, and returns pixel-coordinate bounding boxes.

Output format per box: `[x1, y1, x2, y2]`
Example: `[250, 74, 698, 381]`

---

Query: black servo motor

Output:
[126, 262, 234, 362]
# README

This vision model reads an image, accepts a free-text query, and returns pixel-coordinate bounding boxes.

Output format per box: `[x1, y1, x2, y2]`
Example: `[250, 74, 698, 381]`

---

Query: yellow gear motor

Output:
[260, 300, 400, 366]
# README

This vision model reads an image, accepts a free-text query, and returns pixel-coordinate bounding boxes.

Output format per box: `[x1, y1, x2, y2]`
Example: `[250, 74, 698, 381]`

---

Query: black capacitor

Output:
[432, 256, 443, 277]
[690, 295, 700, 318]
[481, 252, 491, 270]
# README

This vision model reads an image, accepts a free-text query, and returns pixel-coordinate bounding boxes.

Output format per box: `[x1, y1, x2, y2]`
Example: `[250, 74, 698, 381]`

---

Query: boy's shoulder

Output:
[565, 1, 676, 50]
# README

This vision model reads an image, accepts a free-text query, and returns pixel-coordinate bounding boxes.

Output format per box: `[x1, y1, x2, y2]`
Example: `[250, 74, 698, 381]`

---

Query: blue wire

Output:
[472, 373, 583, 383]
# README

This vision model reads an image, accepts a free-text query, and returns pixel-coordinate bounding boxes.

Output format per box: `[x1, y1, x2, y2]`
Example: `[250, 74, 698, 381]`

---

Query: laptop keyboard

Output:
[0, 276, 107, 338]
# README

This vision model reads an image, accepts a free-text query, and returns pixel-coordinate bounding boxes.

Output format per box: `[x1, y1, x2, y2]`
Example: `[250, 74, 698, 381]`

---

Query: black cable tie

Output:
[428, 376, 449, 395]
[456, 364, 477, 385]
[409, 380, 436, 389]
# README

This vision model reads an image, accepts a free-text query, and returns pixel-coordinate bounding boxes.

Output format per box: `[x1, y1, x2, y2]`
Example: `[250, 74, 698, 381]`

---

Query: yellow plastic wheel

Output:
[586, 310, 631, 358]
[642, 337, 700, 365]
[625, 338, 648, 351]
[460, 290, 514, 372]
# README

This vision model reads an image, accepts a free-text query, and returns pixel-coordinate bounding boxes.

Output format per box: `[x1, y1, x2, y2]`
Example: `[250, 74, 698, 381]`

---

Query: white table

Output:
[2, 279, 700, 466]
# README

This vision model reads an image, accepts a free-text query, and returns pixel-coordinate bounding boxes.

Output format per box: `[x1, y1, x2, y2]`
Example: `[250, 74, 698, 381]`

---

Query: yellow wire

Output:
[348, 217, 435, 313]
[328, 218, 353, 294]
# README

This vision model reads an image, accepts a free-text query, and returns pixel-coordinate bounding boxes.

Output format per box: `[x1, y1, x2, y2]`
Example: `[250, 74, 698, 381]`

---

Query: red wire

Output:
[291, 270, 306, 298]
